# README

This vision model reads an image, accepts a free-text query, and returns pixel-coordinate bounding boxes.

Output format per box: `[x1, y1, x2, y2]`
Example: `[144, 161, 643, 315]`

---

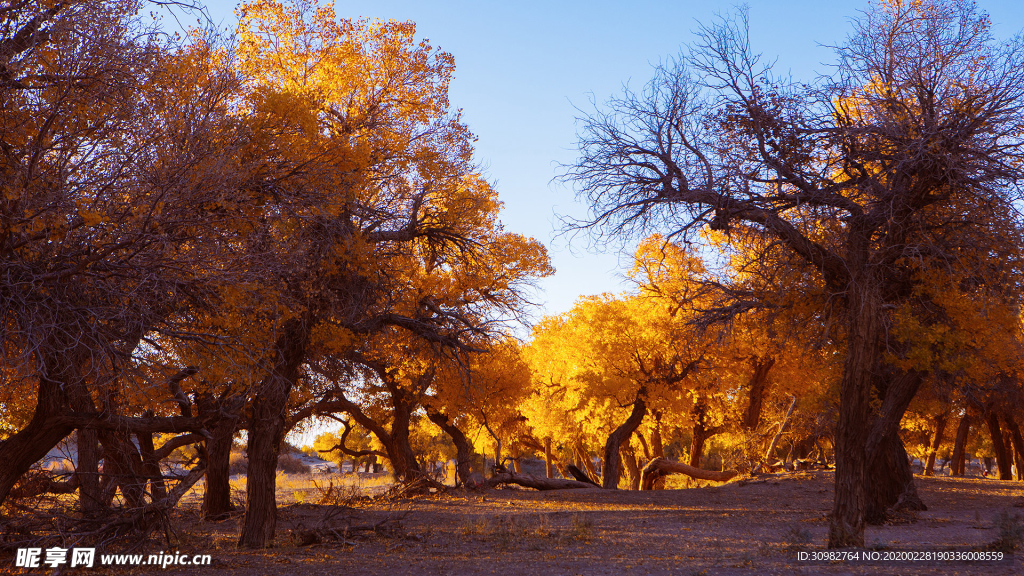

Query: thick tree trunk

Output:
[76, 428, 103, 515]
[621, 443, 641, 490]
[1003, 414, 1024, 481]
[200, 394, 242, 519]
[426, 409, 474, 486]
[986, 412, 1013, 480]
[950, 416, 971, 477]
[238, 321, 307, 549]
[743, 356, 776, 430]
[689, 398, 726, 470]
[640, 457, 738, 489]
[924, 414, 947, 477]
[0, 378, 79, 508]
[828, 281, 880, 549]
[382, 395, 421, 482]
[602, 394, 646, 489]
[862, 369, 926, 524]
[864, 432, 926, 524]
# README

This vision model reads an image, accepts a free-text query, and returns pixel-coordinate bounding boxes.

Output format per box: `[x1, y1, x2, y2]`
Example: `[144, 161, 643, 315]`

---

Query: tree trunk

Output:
[1003, 414, 1024, 481]
[650, 415, 665, 489]
[950, 416, 971, 477]
[987, 412, 1013, 480]
[753, 396, 796, 474]
[621, 443, 641, 490]
[0, 377, 79, 508]
[828, 281, 880, 549]
[862, 369, 926, 525]
[427, 409, 474, 486]
[382, 395, 421, 482]
[574, 441, 600, 483]
[544, 437, 554, 479]
[76, 428, 103, 515]
[924, 414, 947, 477]
[98, 430, 147, 508]
[137, 428, 167, 502]
[238, 321, 307, 549]
[200, 394, 242, 519]
[640, 457, 737, 489]
[864, 432, 926, 524]
[601, 394, 646, 489]
[743, 356, 775, 430]
[689, 396, 726, 469]
[486, 472, 597, 490]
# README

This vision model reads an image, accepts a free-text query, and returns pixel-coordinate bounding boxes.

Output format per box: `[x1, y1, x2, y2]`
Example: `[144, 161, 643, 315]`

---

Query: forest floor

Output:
[8, 470, 1024, 575]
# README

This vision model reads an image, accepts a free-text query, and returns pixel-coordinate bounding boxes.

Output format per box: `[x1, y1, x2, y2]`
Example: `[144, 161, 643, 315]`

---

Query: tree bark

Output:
[1003, 414, 1024, 481]
[863, 369, 926, 524]
[76, 427, 103, 515]
[950, 415, 971, 477]
[137, 427, 167, 502]
[426, 408, 474, 486]
[828, 280, 880, 549]
[689, 397, 724, 469]
[0, 373, 80, 508]
[602, 394, 646, 489]
[743, 356, 776, 430]
[199, 394, 243, 519]
[574, 440, 600, 483]
[864, 432, 926, 524]
[485, 472, 598, 490]
[924, 414, 947, 476]
[986, 412, 1013, 480]
[238, 321, 307, 549]
[640, 457, 738, 489]
[621, 443, 641, 490]
[544, 437, 554, 479]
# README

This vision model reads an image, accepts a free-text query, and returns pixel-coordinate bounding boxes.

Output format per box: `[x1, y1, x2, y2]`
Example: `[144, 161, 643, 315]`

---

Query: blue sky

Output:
[182, 0, 1024, 323]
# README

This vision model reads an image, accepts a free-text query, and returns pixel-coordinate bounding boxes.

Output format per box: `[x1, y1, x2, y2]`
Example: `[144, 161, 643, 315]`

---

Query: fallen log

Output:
[484, 472, 599, 491]
[640, 457, 738, 490]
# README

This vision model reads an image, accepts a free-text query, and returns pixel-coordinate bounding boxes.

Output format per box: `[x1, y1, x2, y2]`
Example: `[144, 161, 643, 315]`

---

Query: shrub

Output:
[278, 453, 311, 474]
[229, 451, 248, 475]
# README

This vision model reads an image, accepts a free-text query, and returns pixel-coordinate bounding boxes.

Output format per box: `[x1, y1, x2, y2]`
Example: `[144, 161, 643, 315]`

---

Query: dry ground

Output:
[6, 471, 1024, 575]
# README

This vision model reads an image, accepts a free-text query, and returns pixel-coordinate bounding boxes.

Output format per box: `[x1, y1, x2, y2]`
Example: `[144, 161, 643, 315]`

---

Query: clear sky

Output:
[180, 0, 1024, 324]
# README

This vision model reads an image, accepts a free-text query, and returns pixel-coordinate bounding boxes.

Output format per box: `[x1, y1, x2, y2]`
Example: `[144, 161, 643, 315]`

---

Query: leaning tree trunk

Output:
[640, 457, 738, 489]
[238, 321, 307, 549]
[601, 394, 646, 489]
[950, 416, 971, 477]
[743, 356, 776, 430]
[828, 280, 881, 549]
[987, 412, 1013, 480]
[427, 409, 475, 486]
[864, 432, 926, 524]
[924, 414, 947, 477]
[0, 365, 81, 508]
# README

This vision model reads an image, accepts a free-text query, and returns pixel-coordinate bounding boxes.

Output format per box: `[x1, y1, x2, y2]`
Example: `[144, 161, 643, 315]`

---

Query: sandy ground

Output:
[5, 471, 1024, 575]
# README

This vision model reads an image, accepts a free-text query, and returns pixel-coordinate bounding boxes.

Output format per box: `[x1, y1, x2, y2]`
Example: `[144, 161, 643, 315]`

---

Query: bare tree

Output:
[563, 1, 1024, 547]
